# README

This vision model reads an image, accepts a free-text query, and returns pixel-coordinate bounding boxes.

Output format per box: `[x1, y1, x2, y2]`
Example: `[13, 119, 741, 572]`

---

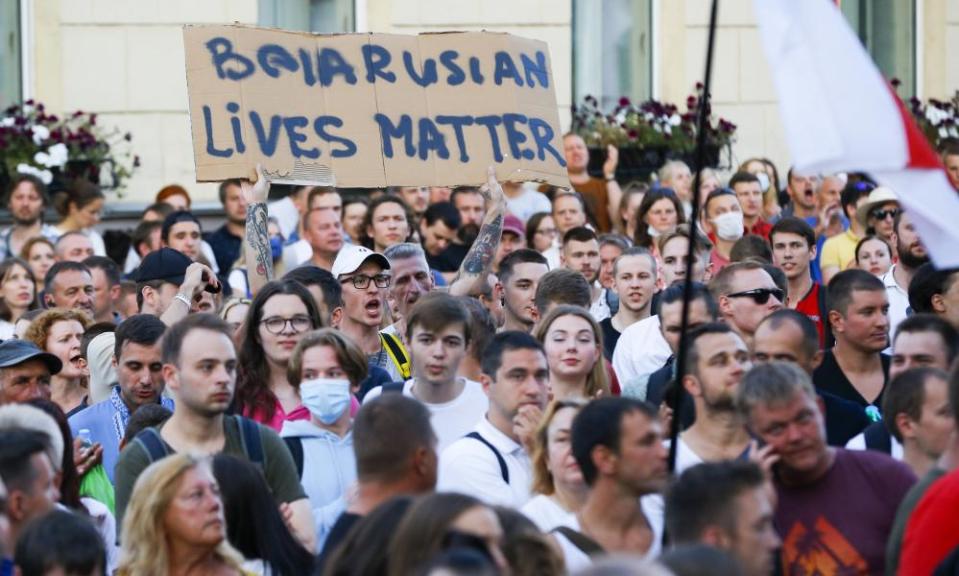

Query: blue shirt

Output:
[69, 387, 174, 484]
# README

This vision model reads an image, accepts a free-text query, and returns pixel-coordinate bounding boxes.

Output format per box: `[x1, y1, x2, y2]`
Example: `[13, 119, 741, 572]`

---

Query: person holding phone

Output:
[132, 247, 219, 326]
[738, 362, 915, 575]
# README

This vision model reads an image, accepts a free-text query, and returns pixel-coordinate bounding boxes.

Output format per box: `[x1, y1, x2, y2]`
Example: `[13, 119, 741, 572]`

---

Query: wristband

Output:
[174, 292, 192, 308]
[605, 174, 616, 181]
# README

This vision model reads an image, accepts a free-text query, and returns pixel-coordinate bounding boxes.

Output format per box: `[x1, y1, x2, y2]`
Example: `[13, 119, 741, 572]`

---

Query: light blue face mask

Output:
[300, 378, 351, 425]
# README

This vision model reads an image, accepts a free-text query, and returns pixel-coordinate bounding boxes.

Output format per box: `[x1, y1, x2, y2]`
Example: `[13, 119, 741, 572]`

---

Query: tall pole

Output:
[668, 0, 720, 473]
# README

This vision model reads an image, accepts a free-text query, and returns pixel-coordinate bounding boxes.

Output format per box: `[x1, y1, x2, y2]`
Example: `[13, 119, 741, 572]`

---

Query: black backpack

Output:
[134, 415, 265, 465]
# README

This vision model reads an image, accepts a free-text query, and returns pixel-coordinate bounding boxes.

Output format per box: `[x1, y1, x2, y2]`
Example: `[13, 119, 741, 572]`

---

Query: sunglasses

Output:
[727, 287, 784, 305]
[870, 208, 899, 221]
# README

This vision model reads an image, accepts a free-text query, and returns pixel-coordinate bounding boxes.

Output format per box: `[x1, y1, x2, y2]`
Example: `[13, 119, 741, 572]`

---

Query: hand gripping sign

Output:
[183, 25, 570, 188]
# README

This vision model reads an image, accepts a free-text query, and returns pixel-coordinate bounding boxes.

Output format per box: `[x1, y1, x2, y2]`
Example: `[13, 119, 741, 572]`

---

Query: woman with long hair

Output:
[387, 493, 508, 576]
[20, 237, 55, 293]
[0, 257, 38, 339]
[280, 329, 363, 543]
[521, 399, 588, 532]
[618, 182, 649, 238]
[117, 454, 246, 576]
[212, 454, 315, 575]
[534, 305, 610, 401]
[632, 188, 686, 252]
[235, 279, 323, 431]
[24, 308, 92, 416]
[51, 180, 106, 256]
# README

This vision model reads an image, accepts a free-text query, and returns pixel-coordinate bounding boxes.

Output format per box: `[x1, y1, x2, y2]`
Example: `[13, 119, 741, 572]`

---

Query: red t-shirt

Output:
[899, 467, 959, 575]
[747, 219, 774, 239]
[795, 282, 826, 347]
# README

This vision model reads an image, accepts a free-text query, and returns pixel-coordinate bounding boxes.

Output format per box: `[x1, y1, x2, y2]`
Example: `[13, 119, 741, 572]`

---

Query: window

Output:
[0, 0, 21, 108]
[842, 0, 916, 98]
[573, 0, 652, 110]
[259, 0, 354, 34]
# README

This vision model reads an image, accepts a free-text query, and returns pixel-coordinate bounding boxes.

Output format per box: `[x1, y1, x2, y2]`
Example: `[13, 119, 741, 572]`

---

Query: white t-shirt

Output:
[671, 437, 705, 476]
[521, 494, 575, 532]
[882, 265, 910, 352]
[0, 320, 14, 341]
[554, 496, 664, 571]
[611, 315, 671, 385]
[845, 430, 904, 460]
[506, 187, 553, 221]
[438, 416, 532, 507]
[590, 286, 611, 323]
[363, 378, 488, 452]
[269, 196, 301, 239]
[283, 238, 313, 270]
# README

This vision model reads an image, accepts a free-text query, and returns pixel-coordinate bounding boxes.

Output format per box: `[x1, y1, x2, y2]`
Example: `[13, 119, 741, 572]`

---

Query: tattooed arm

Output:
[241, 164, 273, 297]
[449, 166, 506, 297]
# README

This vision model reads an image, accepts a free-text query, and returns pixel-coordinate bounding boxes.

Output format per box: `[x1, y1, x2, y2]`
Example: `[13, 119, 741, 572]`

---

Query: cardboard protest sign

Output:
[183, 25, 569, 188]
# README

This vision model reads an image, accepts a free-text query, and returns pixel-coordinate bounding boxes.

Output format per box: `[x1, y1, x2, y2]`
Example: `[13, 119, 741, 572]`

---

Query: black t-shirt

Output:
[427, 242, 469, 272]
[599, 317, 621, 360]
[813, 349, 890, 409]
[317, 512, 363, 571]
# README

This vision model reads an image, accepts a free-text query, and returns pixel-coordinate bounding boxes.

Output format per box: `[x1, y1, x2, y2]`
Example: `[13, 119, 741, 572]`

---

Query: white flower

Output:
[644, 112, 654, 122]
[940, 127, 950, 139]
[0, 117, 14, 127]
[21, 104, 33, 115]
[926, 105, 947, 125]
[653, 124, 663, 133]
[33, 151, 51, 166]
[950, 127, 958, 138]
[16, 163, 53, 185]
[668, 114, 681, 126]
[47, 143, 68, 167]
[664, 124, 672, 135]
[31, 125, 50, 146]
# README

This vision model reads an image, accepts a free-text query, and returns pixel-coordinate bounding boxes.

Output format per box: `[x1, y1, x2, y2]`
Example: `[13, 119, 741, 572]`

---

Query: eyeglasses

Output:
[726, 288, 784, 305]
[870, 208, 900, 221]
[260, 315, 313, 334]
[340, 273, 391, 290]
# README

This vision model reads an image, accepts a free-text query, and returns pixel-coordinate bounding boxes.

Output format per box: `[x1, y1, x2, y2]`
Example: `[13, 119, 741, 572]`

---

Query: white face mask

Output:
[300, 378, 352, 425]
[712, 211, 745, 241]
[756, 171, 770, 193]
[647, 224, 663, 239]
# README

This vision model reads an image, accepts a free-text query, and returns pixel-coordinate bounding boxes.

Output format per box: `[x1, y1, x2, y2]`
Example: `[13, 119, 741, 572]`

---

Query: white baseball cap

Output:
[331, 244, 391, 278]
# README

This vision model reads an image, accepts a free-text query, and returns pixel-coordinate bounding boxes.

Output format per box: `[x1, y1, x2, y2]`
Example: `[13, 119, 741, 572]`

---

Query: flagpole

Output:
[668, 0, 720, 474]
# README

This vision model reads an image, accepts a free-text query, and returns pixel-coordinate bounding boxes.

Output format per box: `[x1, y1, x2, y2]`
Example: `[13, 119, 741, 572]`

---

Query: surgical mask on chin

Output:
[712, 211, 745, 241]
[300, 379, 351, 425]
[647, 225, 663, 239]
[756, 171, 770, 193]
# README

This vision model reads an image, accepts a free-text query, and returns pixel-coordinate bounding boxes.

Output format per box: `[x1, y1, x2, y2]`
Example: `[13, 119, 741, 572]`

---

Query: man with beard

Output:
[675, 323, 753, 474]
[882, 211, 928, 342]
[0, 175, 58, 259]
[68, 315, 173, 484]
[434, 187, 487, 271]
[205, 179, 247, 274]
[600, 248, 657, 360]
[420, 202, 461, 274]
[557, 397, 668, 571]
[560, 227, 606, 320]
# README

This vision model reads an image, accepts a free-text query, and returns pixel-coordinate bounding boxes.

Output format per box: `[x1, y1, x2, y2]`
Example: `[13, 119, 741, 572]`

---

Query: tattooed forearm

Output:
[462, 213, 503, 275]
[246, 202, 274, 284]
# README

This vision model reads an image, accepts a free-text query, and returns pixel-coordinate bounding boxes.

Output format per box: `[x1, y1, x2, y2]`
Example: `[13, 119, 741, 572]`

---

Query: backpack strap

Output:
[465, 431, 509, 484]
[133, 428, 170, 464]
[863, 422, 892, 454]
[552, 526, 605, 557]
[379, 332, 412, 380]
[235, 416, 265, 466]
[283, 436, 305, 478]
[382, 382, 406, 394]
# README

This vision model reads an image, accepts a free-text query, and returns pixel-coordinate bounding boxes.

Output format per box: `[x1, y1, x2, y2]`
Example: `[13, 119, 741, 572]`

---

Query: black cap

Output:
[0, 340, 62, 374]
[133, 248, 192, 284]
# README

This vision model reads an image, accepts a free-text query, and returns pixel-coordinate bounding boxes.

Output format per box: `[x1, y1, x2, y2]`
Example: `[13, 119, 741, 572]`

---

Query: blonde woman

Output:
[521, 399, 587, 531]
[24, 308, 92, 416]
[118, 453, 247, 576]
[534, 305, 610, 400]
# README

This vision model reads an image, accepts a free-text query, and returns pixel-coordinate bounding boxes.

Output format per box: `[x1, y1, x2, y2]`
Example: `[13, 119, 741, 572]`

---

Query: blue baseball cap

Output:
[0, 340, 62, 374]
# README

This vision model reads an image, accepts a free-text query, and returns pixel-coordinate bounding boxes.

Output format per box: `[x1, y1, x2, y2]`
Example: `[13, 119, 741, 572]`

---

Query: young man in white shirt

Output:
[438, 331, 549, 507]
[365, 293, 487, 451]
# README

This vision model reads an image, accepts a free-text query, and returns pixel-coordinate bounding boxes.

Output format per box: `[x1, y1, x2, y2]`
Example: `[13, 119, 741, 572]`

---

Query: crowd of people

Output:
[1, 133, 959, 576]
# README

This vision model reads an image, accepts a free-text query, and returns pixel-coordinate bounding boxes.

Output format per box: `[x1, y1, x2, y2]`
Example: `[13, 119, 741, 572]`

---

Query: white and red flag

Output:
[754, 0, 959, 266]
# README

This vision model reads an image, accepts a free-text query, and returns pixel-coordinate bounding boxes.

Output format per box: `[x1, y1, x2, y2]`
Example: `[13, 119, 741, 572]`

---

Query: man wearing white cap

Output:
[331, 244, 403, 381]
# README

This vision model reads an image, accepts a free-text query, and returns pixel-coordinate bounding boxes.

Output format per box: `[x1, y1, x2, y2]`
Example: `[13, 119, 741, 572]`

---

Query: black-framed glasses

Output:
[340, 273, 391, 290]
[727, 288, 784, 305]
[260, 315, 313, 334]
[870, 208, 900, 221]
